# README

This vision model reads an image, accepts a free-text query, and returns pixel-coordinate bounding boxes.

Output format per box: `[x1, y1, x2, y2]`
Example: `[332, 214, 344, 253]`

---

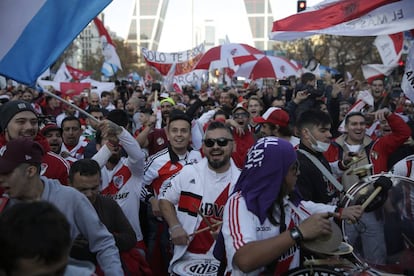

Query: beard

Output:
[207, 158, 228, 170]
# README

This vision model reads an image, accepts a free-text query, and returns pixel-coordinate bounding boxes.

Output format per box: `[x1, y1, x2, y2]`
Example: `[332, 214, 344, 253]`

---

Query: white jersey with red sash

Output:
[60, 135, 89, 163]
[223, 195, 335, 275]
[93, 128, 146, 241]
[159, 158, 241, 272]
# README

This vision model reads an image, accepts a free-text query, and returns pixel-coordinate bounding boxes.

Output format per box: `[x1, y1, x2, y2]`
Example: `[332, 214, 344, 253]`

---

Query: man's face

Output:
[260, 123, 275, 137]
[233, 110, 250, 129]
[62, 120, 82, 147]
[44, 130, 62, 154]
[202, 128, 234, 172]
[403, 102, 414, 115]
[371, 80, 384, 99]
[339, 103, 351, 120]
[378, 119, 391, 136]
[219, 92, 232, 107]
[345, 115, 366, 143]
[70, 172, 100, 204]
[21, 92, 33, 102]
[302, 124, 332, 147]
[0, 165, 30, 200]
[87, 111, 104, 130]
[101, 96, 109, 108]
[247, 99, 262, 118]
[167, 120, 191, 154]
[89, 94, 100, 107]
[283, 161, 300, 195]
[161, 102, 173, 120]
[5, 111, 38, 142]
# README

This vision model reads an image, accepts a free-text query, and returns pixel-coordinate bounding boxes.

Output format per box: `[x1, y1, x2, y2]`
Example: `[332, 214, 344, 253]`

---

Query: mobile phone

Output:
[334, 74, 344, 82]
[279, 79, 291, 86]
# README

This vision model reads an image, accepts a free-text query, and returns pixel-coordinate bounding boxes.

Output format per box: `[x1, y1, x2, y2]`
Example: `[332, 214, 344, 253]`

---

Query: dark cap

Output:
[168, 109, 191, 126]
[0, 100, 37, 130]
[0, 138, 44, 174]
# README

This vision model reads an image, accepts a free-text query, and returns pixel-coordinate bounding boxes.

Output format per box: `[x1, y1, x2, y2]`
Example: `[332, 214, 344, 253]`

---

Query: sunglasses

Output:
[233, 113, 249, 119]
[203, 138, 233, 148]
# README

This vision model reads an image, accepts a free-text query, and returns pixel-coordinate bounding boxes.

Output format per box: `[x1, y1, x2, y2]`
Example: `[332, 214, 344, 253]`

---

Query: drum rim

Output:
[341, 173, 414, 275]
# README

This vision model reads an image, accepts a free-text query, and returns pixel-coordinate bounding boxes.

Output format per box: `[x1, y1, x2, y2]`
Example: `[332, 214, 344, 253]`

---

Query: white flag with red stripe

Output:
[374, 32, 404, 66]
[401, 44, 414, 103]
[93, 18, 122, 76]
[338, 90, 373, 133]
[270, 0, 414, 41]
[361, 64, 397, 83]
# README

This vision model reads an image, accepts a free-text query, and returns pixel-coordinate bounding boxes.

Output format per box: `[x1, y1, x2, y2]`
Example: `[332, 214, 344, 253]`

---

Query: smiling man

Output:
[0, 100, 69, 185]
[159, 121, 240, 274]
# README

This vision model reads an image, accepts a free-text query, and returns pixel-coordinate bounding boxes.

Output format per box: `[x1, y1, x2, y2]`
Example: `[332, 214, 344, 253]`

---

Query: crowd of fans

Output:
[0, 69, 414, 275]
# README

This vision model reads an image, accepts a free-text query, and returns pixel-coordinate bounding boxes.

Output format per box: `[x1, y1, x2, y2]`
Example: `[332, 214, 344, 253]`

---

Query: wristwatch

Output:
[289, 226, 303, 243]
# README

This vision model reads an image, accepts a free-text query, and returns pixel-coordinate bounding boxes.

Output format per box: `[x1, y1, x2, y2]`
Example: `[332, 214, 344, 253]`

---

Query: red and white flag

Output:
[374, 32, 404, 66]
[270, 0, 414, 41]
[66, 65, 93, 80]
[361, 64, 397, 84]
[401, 44, 414, 102]
[93, 18, 122, 76]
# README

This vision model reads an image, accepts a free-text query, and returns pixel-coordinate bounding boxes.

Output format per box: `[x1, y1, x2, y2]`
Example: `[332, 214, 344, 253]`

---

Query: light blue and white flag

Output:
[0, 0, 112, 85]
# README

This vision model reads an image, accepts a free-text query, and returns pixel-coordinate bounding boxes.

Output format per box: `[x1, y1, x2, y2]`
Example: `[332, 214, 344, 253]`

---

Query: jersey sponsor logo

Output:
[200, 202, 224, 218]
[156, 137, 165, 146]
[256, 226, 272, 231]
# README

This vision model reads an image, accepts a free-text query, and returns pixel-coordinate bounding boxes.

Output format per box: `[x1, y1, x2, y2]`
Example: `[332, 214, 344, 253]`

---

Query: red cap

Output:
[253, 107, 289, 127]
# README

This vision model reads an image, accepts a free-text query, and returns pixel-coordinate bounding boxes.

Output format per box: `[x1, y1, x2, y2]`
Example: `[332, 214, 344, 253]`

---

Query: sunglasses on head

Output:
[203, 138, 233, 147]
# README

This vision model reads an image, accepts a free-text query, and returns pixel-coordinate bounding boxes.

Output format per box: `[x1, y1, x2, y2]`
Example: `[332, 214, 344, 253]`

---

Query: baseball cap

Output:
[232, 103, 249, 114]
[0, 138, 44, 175]
[40, 123, 61, 136]
[160, 97, 176, 106]
[253, 107, 289, 127]
[0, 100, 37, 130]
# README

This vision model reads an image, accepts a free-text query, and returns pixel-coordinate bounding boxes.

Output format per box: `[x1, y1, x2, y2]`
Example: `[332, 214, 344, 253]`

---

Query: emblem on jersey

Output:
[113, 175, 124, 189]
[170, 164, 177, 171]
[40, 163, 48, 176]
[156, 137, 165, 146]
[371, 151, 378, 160]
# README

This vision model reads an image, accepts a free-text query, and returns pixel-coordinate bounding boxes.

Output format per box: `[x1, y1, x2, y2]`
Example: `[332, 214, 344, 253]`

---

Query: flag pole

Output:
[42, 90, 99, 123]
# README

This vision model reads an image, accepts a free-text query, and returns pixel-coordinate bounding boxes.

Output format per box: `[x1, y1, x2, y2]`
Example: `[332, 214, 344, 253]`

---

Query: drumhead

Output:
[172, 258, 220, 276]
[283, 266, 343, 276]
[341, 174, 414, 275]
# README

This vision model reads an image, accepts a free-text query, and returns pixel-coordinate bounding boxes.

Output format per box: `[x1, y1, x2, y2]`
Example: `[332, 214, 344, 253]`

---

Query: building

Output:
[126, 0, 169, 58]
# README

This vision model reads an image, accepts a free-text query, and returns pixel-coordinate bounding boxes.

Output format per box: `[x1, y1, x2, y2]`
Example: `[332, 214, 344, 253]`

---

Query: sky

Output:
[103, 0, 322, 52]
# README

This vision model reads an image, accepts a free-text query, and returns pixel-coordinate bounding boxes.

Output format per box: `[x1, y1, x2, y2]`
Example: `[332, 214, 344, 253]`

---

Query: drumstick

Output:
[189, 221, 223, 237]
[192, 203, 214, 231]
[361, 186, 382, 211]
[346, 155, 367, 167]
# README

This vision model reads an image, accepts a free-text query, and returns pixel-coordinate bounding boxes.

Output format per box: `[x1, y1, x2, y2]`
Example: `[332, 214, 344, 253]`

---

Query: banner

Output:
[401, 44, 414, 102]
[142, 44, 205, 76]
[94, 17, 122, 77]
[53, 62, 72, 83]
[374, 32, 404, 66]
[0, 0, 111, 85]
[270, 0, 414, 41]
[60, 82, 91, 98]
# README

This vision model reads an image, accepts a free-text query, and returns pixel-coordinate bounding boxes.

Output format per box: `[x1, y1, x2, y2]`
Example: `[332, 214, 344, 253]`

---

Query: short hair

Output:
[61, 116, 81, 129]
[301, 72, 316, 84]
[107, 109, 129, 128]
[101, 91, 111, 98]
[0, 201, 71, 274]
[69, 159, 101, 183]
[88, 106, 104, 114]
[344, 111, 365, 125]
[203, 121, 233, 139]
[296, 109, 332, 133]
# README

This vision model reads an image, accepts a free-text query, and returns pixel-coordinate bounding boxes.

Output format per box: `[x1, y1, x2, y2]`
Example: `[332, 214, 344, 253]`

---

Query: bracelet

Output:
[168, 224, 182, 234]
[289, 226, 304, 243]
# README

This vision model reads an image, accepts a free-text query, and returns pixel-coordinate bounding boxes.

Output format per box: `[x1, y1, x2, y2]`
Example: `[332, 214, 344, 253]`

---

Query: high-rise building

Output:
[243, 0, 274, 51]
[126, 0, 169, 59]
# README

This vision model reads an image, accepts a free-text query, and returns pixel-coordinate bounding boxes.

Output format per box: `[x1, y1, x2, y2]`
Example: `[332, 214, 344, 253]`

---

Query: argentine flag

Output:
[0, 0, 112, 85]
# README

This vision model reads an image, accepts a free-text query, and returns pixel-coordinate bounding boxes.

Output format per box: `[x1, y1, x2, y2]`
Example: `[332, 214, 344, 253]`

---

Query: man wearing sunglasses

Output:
[159, 121, 240, 274]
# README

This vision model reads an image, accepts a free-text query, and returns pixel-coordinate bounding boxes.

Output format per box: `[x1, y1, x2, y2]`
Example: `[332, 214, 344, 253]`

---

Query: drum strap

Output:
[298, 149, 344, 193]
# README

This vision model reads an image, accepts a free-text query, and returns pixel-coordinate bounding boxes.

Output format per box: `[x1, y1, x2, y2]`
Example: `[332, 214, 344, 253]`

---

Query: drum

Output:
[283, 266, 345, 276]
[341, 173, 414, 275]
[172, 258, 220, 276]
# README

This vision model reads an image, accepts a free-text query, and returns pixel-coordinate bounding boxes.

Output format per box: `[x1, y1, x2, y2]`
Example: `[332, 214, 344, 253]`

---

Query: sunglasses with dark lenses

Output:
[203, 138, 233, 147]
